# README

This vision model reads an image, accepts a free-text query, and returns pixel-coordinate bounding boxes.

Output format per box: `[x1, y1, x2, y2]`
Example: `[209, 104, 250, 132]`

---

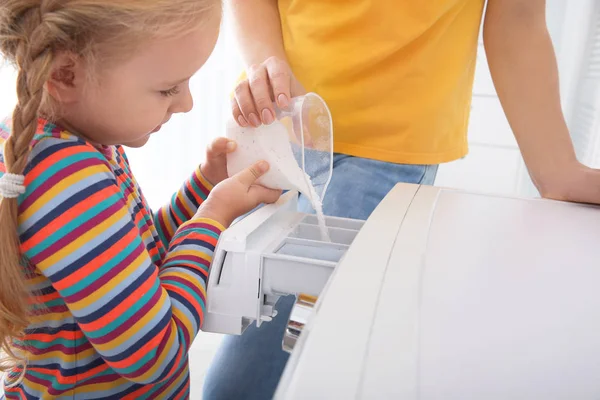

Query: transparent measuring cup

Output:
[225, 92, 333, 200]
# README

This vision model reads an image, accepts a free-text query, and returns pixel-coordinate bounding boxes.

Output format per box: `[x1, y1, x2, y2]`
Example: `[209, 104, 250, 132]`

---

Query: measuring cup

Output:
[225, 92, 333, 197]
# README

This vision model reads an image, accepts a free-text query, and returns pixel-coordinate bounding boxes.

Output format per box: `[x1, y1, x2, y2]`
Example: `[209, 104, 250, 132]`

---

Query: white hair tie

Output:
[0, 173, 26, 199]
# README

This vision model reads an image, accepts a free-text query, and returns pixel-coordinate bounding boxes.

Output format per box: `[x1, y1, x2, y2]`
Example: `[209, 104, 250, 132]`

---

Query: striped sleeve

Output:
[18, 137, 224, 384]
[153, 166, 213, 248]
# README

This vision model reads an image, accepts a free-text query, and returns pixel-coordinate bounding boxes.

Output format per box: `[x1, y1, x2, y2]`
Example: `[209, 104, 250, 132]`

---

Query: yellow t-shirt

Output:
[278, 0, 485, 164]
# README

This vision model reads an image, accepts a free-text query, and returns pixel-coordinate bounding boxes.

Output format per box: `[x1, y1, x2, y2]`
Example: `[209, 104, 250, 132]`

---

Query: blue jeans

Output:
[202, 154, 438, 400]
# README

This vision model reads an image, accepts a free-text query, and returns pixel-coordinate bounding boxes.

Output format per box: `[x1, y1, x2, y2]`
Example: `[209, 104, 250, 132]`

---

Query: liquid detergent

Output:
[226, 119, 331, 242]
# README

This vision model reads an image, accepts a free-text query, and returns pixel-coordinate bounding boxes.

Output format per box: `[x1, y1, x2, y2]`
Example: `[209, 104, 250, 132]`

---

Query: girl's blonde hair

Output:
[0, 0, 220, 374]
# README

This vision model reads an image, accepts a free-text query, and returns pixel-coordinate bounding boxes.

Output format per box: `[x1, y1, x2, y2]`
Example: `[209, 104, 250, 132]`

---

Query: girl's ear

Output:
[46, 52, 87, 104]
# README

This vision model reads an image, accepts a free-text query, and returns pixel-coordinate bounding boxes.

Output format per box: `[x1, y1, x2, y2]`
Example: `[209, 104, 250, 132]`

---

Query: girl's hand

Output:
[200, 137, 237, 186]
[196, 160, 282, 227]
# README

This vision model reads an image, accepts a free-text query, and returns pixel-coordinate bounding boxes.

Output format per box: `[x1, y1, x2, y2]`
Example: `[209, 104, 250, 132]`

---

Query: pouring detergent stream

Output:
[226, 93, 333, 241]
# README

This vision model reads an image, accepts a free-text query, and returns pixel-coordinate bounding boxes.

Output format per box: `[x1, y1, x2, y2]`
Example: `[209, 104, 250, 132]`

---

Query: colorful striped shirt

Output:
[0, 119, 224, 399]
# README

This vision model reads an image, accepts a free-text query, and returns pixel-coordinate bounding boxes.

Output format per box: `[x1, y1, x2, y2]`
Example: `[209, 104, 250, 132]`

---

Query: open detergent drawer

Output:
[202, 192, 364, 335]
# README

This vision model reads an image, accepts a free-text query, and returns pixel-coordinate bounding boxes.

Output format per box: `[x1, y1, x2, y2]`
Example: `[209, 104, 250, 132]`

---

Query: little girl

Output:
[0, 1, 280, 398]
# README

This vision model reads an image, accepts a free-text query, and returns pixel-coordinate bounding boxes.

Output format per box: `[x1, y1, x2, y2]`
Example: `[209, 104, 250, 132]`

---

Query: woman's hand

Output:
[232, 56, 306, 127]
[200, 137, 237, 186]
[196, 160, 282, 227]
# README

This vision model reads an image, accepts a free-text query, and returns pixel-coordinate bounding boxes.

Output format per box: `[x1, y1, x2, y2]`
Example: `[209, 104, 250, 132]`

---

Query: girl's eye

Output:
[160, 86, 180, 97]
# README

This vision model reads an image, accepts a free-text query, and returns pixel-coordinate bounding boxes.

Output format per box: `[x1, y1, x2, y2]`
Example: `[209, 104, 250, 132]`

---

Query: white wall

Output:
[0, 64, 17, 116]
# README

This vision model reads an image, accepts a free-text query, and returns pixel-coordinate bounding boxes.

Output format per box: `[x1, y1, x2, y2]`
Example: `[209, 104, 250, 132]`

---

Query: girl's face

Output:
[51, 11, 221, 148]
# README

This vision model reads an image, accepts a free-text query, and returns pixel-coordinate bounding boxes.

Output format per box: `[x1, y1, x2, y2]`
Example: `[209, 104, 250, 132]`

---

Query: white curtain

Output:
[0, 17, 243, 210]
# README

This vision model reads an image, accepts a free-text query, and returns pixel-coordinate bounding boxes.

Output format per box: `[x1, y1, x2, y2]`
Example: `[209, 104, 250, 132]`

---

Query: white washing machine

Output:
[203, 183, 600, 400]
